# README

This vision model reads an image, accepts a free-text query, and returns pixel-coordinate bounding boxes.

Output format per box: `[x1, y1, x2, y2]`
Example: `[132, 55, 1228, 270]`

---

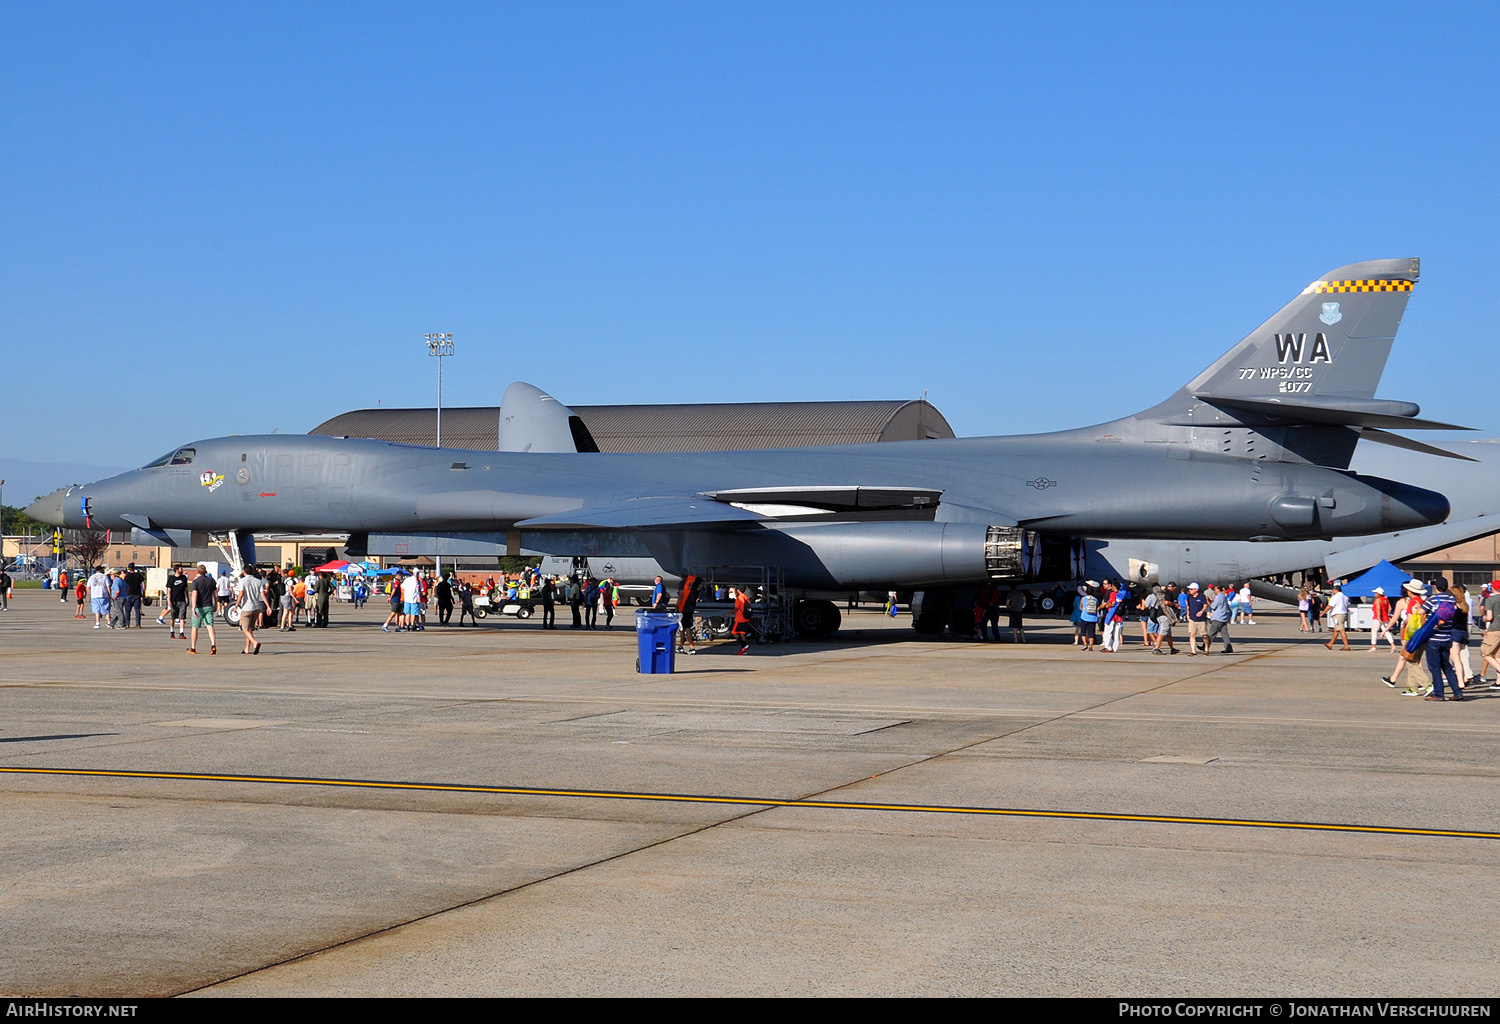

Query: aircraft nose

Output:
[25, 488, 68, 527]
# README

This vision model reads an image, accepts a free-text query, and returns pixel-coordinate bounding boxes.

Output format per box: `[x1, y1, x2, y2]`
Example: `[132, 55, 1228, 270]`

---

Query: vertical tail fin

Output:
[497, 382, 599, 453]
[1184, 257, 1419, 402]
[1128, 259, 1427, 467]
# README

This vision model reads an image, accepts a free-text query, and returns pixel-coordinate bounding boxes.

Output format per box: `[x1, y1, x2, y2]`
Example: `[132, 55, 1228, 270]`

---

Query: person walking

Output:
[215, 570, 234, 617]
[187, 565, 218, 655]
[1008, 590, 1028, 644]
[1479, 582, 1500, 685]
[1449, 584, 1473, 690]
[676, 575, 700, 655]
[731, 586, 755, 655]
[167, 566, 189, 639]
[540, 575, 556, 629]
[278, 574, 296, 631]
[601, 578, 616, 630]
[1369, 586, 1395, 651]
[1077, 583, 1099, 652]
[122, 563, 145, 628]
[1207, 584, 1235, 654]
[1325, 584, 1353, 651]
[1184, 583, 1210, 655]
[1389, 580, 1431, 694]
[456, 580, 477, 625]
[1100, 582, 1127, 652]
[107, 570, 126, 629]
[314, 571, 332, 627]
[1419, 581, 1462, 701]
[1238, 583, 1255, 625]
[583, 577, 599, 629]
[236, 566, 266, 655]
[436, 574, 454, 626]
[87, 566, 110, 627]
[1150, 586, 1180, 654]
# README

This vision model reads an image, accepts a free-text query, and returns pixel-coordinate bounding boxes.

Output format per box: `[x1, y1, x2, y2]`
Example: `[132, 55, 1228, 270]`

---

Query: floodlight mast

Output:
[425, 333, 454, 446]
[424, 334, 454, 579]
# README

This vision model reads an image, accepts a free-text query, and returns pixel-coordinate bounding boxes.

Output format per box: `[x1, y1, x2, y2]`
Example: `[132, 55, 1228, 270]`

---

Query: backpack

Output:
[1082, 595, 1098, 616]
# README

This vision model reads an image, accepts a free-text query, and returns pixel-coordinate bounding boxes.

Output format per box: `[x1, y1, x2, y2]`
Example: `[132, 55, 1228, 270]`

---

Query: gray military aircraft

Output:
[28, 259, 1461, 636]
[509, 394, 1498, 614]
[481, 381, 1500, 626]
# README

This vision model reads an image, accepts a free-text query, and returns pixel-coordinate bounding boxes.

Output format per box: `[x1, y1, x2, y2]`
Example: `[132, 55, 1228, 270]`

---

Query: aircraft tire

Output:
[225, 606, 241, 626]
[792, 599, 841, 638]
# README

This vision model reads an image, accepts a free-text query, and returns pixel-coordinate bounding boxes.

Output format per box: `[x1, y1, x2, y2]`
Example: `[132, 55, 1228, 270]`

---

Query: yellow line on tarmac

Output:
[3, 766, 1496, 841]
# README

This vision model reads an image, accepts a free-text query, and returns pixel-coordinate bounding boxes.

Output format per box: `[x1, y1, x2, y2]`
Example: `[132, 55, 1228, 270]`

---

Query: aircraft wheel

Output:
[793, 599, 842, 638]
[225, 606, 242, 626]
[1037, 594, 1056, 613]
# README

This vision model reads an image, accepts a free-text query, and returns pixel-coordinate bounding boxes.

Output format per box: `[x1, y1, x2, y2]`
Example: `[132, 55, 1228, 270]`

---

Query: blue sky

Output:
[3, 2, 1497, 501]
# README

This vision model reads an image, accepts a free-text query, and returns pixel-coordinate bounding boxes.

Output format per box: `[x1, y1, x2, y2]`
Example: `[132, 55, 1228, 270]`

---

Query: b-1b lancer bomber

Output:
[29, 259, 1459, 634]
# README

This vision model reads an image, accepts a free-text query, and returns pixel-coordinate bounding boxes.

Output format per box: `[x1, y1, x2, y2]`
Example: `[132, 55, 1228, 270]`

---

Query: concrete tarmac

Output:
[0, 588, 1496, 997]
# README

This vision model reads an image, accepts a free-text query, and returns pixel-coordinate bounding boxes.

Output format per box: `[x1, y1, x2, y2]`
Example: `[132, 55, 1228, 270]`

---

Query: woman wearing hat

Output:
[1384, 579, 1431, 693]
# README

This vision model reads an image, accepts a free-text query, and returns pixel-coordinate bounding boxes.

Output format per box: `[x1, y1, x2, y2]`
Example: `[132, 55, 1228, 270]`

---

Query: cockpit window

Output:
[145, 447, 197, 468]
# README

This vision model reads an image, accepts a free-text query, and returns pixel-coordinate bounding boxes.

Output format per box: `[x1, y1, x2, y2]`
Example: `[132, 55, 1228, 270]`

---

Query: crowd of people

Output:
[47, 555, 1500, 685]
[1375, 577, 1500, 700]
[1063, 574, 1500, 701]
[51, 559, 774, 660]
[1069, 579, 1256, 655]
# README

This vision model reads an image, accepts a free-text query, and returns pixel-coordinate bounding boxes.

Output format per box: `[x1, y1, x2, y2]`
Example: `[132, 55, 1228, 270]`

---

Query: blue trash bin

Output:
[635, 611, 680, 673]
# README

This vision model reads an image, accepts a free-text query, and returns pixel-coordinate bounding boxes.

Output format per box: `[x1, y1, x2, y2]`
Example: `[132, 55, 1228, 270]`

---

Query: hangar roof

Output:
[310, 400, 954, 452]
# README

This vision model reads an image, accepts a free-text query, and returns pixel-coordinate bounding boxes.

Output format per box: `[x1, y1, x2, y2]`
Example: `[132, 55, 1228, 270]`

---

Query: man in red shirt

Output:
[1370, 586, 1394, 652]
[731, 587, 755, 655]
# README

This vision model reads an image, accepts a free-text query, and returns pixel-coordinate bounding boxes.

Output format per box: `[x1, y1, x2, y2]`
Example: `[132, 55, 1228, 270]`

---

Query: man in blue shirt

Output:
[1207, 584, 1235, 654]
[1184, 583, 1210, 656]
[1422, 580, 1462, 701]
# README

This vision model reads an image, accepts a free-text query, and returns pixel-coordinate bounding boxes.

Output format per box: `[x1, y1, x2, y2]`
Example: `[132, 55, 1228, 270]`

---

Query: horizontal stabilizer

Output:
[705, 485, 943, 510]
[1199, 395, 1470, 431]
[1357, 429, 1479, 462]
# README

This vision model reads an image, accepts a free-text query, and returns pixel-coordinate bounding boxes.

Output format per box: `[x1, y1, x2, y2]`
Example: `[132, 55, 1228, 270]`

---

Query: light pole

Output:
[425, 333, 454, 446]
[425, 334, 454, 578]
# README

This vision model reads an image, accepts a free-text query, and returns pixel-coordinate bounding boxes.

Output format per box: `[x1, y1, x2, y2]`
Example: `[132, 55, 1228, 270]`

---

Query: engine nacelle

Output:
[647, 521, 1054, 591]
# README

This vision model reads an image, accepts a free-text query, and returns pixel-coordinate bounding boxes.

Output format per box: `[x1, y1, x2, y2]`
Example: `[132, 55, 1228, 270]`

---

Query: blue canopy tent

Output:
[1341, 560, 1412, 599]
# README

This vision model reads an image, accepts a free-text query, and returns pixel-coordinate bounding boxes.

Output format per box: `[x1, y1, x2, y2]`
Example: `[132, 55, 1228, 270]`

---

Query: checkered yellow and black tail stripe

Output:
[1301, 278, 1414, 294]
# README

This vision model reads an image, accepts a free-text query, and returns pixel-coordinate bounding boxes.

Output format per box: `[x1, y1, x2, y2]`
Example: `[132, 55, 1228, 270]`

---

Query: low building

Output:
[1400, 534, 1500, 588]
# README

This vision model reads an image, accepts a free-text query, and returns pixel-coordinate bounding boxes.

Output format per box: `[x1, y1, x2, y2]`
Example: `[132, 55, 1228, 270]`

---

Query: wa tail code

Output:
[1275, 332, 1333, 364]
